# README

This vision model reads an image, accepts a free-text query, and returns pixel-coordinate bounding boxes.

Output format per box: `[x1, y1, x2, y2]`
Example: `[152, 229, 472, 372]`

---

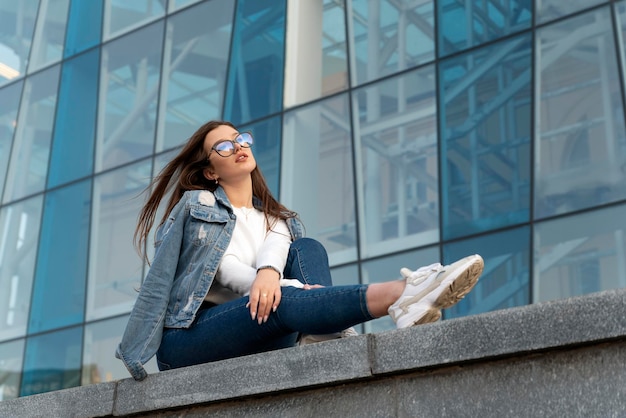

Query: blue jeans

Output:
[156, 238, 373, 371]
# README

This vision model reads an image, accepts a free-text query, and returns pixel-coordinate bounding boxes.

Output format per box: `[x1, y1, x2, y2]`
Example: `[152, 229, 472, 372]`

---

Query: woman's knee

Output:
[291, 237, 328, 258]
[286, 238, 332, 286]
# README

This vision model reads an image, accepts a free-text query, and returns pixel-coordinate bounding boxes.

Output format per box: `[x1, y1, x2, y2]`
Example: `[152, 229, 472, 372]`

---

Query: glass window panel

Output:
[284, 0, 349, 107]
[536, 0, 605, 25]
[29, 180, 91, 333]
[281, 94, 357, 265]
[153, 149, 178, 177]
[97, 21, 163, 172]
[103, 0, 166, 40]
[0, 0, 38, 86]
[618, 0, 626, 44]
[21, 326, 82, 396]
[0, 196, 43, 341]
[330, 263, 360, 286]
[440, 35, 532, 240]
[535, 8, 626, 219]
[64, 0, 103, 58]
[0, 339, 24, 400]
[0, 81, 23, 200]
[168, 0, 203, 12]
[444, 226, 530, 319]
[437, 0, 532, 57]
[27, 0, 70, 72]
[239, 116, 282, 197]
[349, 0, 435, 86]
[224, 0, 286, 125]
[48, 49, 99, 188]
[361, 246, 439, 333]
[353, 66, 439, 258]
[87, 160, 152, 321]
[534, 204, 626, 303]
[2, 65, 60, 203]
[82, 315, 158, 385]
[156, 0, 235, 151]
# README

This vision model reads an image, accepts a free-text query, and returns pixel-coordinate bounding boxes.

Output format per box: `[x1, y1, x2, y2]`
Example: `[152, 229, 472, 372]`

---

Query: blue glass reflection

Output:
[282, 94, 357, 262]
[438, 0, 532, 57]
[533, 204, 626, 303]
[48, 49, 99, 188]
[0, 81, 23, 201]
[536, 0, 605, 25]
[104, 0, 166, 39]
[534, 7, 626, 219]
[21, 326, 82, 396]
[350, 0, 435, 86]
[443, 226, 530, 319]
[158, 0, 235, 151]
[440, 35, 532, 240]
[0, 0, 38, 86]
[3, 65, 60, 203]
[0, 195, 43, 340]
[64, 0, 103, 58]
[98, 21, 164, 172]
[224, 0, 286, 125]
[29, 180, 91, 333]
[240, 116, 281, 197]
[0, 339, 24, 399]
[352, 66, 439, 254]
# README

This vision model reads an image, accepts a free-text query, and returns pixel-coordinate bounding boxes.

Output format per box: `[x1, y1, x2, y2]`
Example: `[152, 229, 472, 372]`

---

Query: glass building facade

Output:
[1, 0, 625, 398]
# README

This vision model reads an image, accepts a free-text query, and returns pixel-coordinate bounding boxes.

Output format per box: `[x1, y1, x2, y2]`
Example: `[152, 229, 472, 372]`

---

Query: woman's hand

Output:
[247, 268, 281, 324]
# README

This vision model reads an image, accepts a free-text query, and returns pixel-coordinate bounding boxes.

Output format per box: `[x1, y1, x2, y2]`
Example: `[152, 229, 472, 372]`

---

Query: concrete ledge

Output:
[137, 343, 626, 417]
[372, 287, 626, 374]
[1, 289, 625, 417]
[114, 336, 371, 415]
[0, 381, 117, 418]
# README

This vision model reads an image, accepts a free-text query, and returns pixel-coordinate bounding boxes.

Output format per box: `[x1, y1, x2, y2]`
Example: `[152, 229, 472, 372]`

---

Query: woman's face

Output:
[203, 124, 257, 184]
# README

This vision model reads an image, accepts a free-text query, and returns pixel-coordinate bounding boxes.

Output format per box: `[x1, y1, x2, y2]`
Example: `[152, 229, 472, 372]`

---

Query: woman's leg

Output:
[156, 254, 484, 371]
[284, 237, 360, 343]
[284, 237, 333, 286]
[156, 285, 373, 371]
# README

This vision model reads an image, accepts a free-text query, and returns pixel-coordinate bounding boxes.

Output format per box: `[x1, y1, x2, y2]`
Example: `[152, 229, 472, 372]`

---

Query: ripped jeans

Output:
[156, 238, 374, 371]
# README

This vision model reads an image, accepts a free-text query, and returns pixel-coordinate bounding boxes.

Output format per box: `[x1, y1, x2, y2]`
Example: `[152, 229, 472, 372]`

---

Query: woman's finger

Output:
[272, 287, 282, 312]
[248, 302, 255, 321]
[258, 291, 271, 324]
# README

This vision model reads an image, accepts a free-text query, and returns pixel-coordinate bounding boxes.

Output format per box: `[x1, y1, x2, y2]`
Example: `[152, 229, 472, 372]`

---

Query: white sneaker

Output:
[389, 255, 484, 329]
[298, 327, 359, 346]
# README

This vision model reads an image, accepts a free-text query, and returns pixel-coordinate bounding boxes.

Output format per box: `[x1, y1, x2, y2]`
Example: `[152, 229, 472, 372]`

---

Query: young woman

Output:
[116, 120, 484, 381]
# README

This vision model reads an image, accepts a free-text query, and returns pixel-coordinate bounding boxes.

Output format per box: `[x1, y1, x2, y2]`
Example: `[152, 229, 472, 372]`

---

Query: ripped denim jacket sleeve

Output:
[115, 197, 188, 381]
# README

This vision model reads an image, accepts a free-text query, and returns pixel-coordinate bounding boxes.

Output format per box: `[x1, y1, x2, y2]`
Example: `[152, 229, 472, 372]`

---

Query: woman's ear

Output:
[203, 167, 217, 182]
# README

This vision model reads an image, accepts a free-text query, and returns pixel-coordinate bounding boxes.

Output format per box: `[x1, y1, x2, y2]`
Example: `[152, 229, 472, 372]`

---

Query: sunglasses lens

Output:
[238, 132, 253, 147]
[214, 141, 234, 155]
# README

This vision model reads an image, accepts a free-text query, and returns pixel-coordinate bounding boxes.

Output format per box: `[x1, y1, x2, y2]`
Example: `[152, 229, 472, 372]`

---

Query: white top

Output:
[204, 207, 304, 304]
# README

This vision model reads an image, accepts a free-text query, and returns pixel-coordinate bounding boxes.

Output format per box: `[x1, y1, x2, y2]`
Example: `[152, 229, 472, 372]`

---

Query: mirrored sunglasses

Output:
[211, 132, 254, 157]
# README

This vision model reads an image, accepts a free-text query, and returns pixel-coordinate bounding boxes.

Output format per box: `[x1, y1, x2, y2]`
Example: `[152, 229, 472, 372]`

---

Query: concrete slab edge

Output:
[1, 288, 624, 417]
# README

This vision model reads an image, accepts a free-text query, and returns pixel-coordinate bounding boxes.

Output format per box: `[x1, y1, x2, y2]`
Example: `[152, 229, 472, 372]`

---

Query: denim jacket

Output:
[115, 187, 305, 381]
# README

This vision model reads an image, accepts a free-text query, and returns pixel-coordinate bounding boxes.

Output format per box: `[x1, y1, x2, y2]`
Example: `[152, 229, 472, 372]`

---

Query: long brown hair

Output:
[134, 120, 297, 260]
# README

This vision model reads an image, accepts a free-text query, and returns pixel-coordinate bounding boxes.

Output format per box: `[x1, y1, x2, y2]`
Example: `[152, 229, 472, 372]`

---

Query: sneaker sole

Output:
[396, 255, 483, 327]
[432, 255, 483, 309]
[412, 307, 442, 326]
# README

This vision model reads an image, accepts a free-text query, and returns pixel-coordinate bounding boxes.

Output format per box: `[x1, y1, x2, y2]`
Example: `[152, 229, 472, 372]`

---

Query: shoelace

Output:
[400, 262, 443, 285]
